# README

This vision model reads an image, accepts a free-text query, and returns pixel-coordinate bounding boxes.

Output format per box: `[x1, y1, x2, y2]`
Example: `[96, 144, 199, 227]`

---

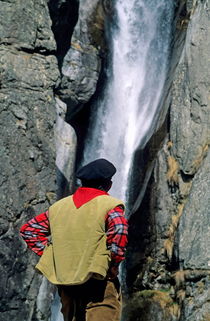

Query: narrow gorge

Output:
[0, 0, 209, 321]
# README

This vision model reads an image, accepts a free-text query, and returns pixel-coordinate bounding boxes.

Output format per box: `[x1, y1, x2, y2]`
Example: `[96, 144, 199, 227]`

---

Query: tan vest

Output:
[36, 194, 124, 285]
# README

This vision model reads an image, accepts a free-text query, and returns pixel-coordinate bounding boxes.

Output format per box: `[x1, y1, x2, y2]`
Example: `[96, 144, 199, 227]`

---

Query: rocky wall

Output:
[57, 0, 111, 120]
[125, 0, 210, 320]
[0, 1, 59, 320]
[0, 0, 108, 320]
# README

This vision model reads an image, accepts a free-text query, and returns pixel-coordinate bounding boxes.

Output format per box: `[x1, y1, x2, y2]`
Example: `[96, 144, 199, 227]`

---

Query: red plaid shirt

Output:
[20, 189, 128, 265]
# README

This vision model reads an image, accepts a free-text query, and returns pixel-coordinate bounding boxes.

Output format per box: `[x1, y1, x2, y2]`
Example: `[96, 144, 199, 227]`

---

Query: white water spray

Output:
[83, 0, 173, 201]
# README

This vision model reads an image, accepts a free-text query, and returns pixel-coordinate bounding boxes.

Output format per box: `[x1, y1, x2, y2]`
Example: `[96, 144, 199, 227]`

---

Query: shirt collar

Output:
[72, 187, 108, 208]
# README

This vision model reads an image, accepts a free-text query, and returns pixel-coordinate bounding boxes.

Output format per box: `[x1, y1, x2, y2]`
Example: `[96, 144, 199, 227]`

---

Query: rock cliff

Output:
[0, 1, 59, 320]
[0, 0, 209, 320]
[0, 0, 104, 320]
[125, 1, 210, 320]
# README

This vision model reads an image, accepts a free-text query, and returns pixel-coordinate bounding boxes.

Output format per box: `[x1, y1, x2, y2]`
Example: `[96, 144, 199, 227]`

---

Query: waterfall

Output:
[83, 0, 174, 202]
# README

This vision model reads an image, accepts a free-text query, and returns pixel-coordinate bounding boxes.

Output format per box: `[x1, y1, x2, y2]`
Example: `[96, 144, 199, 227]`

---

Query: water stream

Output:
[83, 0, 173, 202]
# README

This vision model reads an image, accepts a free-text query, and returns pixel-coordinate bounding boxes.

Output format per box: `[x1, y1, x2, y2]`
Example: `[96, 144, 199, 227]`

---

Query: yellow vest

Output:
[36, 194, 124, 285]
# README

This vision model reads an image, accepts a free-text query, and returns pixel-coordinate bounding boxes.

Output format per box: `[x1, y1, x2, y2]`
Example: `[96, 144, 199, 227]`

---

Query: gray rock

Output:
[0, 0, 56, 52]
[126, 1, 210, 320]
[55, 97, 77, 198]
[0, 46, 59, 90]
[58, 0, 108, 118]
[180, 275, 210, 321]
[177, 150, 210, 269]
[0, 87, 57, 320]
[170, 1, 210, 175]
[0, 0, 103, 319]
[0, 4, 59, 320]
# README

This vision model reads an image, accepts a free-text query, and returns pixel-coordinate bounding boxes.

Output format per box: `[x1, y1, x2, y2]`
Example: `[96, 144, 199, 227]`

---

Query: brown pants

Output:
[57, 278, 122, 321]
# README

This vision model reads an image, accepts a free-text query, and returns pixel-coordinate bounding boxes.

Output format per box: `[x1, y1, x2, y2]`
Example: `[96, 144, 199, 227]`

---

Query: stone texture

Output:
[0, 1, 59, 320]
[180, 274, 210, 321]
[0, 0, 106, 319]
[55, 97, 77, 199]
[0, 47, 59, 90]
[177, 150, 210, 270]
[170, 1, 210, 175]
[169, 0, 210, 270]
[0, 66, 58, 320]
[57, 0, 109, 118]
[0, 0, 56, 52]
[126, 1, 210, 320]
[123, 290, 179, 321]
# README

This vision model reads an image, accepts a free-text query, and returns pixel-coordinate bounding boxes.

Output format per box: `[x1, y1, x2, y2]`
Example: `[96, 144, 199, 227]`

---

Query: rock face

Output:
[55, 97, 77, 199]
[57, 0, 110, 119]
[0, 0, 56, 52]
[177, 152, 210, 271]
[125, 1, 210, 320]
[0, 1, 58, 320]
[0, 0, 106, 320]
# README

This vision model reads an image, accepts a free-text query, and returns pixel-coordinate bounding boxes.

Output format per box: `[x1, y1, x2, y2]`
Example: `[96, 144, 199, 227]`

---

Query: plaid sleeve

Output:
[106, 206, 128, 266]
[20, 211, 50, 256]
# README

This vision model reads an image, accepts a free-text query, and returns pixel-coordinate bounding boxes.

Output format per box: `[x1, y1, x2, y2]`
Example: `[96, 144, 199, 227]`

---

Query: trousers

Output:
[57, 278, 122, 321]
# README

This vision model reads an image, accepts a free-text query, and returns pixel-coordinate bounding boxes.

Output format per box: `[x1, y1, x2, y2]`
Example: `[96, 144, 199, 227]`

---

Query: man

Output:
[20, 158, 128, 321]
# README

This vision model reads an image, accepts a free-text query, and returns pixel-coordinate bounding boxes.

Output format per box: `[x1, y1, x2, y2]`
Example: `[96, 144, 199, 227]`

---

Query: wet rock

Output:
[55, 97, 77, 198]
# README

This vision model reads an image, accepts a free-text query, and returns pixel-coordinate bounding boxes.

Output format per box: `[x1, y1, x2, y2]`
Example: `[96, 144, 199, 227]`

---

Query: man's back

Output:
[36, 193, 124, 285]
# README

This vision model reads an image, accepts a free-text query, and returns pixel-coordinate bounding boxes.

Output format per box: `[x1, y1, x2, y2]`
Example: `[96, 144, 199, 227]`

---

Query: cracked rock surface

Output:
[126, 1, 210, 320]
[0, 1, 58, 320]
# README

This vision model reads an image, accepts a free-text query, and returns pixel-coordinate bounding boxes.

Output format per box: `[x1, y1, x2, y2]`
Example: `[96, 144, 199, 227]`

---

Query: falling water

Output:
[83, 0, 174, 202]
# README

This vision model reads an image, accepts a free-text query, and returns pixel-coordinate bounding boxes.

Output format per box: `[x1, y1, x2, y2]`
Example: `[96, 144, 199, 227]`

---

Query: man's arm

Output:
[106, 205, 128, 277]
[20, 211, 50, 256]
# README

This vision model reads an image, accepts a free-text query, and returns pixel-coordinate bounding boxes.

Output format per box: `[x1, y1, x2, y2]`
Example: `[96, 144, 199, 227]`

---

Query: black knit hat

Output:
[76, 158, 116, 181]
